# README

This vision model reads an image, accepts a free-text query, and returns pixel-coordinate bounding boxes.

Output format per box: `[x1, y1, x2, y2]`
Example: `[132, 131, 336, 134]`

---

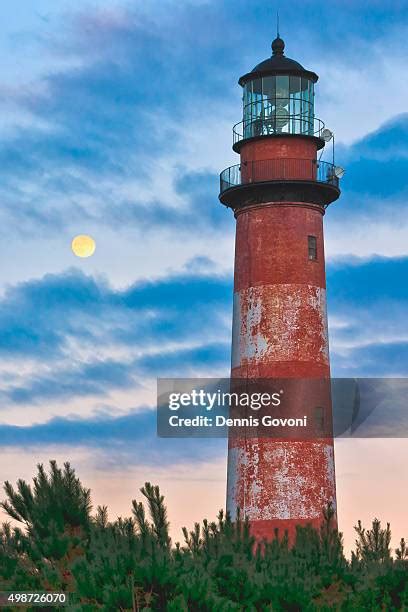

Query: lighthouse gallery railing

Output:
[220, 159, 339, 195]
[233, 115, 326, 146]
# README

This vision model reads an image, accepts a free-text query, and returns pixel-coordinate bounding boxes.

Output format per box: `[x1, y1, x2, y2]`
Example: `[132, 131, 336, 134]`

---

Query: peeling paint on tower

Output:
[232, 284, 329, 368]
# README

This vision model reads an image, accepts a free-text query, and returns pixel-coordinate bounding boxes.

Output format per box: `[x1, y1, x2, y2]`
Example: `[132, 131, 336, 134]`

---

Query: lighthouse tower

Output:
[220, 36, 342, 541]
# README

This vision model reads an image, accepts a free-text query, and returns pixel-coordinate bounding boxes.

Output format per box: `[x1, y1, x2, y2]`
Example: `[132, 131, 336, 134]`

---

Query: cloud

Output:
[327, 256, 408, 375]
[137, 342, 230, 377]
[0, 270, 110, 358]
[0, 267, 232, 356]
[321, 114, 408, 260]
[0, 268, 232, 408]
[334, 114, 408, 202]
[3, 359, 137, 405]
[0, 342, 231, 407]
[0, 408, 225, 466]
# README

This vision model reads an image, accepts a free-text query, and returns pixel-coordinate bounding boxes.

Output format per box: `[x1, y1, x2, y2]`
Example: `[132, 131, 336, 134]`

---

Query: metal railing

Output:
[243, 97, 314, 113]
[233, 115, 326, 146]
[220, 158, 339, 194]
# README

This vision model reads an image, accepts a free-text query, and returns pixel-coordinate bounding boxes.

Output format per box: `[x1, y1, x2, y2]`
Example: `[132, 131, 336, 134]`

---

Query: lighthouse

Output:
[219, 36, 342, 541]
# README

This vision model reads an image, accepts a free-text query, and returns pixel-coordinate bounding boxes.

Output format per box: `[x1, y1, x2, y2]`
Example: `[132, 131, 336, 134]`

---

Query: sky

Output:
[0, 0, 408, 553]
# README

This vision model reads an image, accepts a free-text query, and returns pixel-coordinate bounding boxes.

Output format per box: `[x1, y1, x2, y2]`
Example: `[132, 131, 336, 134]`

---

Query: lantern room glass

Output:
[243, 75, 314, 139]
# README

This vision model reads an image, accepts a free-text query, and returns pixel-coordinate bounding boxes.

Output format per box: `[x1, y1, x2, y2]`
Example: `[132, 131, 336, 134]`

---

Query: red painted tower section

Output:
[219, 37, 342, 541]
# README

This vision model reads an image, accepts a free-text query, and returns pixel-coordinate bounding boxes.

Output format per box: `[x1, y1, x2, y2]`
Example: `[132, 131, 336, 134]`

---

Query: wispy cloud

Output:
[0, 267, 232, 357]
[328, 256, 408, 375]
[0, 268, 232, 413]
[0, 408, 225, 466]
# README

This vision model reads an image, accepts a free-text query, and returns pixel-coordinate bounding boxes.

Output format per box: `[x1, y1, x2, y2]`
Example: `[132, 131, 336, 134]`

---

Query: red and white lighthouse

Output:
[219, 36, 342, 541]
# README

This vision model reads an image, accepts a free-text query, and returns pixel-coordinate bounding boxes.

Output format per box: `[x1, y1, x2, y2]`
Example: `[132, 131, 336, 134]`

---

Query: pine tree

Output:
[354, 517, 392, 563]
[1, 460, 91, 591]
[396, 538, 408, 561]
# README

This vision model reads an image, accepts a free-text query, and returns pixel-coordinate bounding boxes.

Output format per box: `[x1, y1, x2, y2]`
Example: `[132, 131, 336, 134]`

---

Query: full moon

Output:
[71, 234, 96, 258]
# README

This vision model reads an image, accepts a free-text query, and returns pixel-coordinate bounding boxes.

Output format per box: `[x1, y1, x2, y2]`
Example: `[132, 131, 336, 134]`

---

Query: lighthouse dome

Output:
[239, 37, 318, 85]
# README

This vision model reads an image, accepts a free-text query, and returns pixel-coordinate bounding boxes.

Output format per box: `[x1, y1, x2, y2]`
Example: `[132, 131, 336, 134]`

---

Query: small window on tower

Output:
[308, 235, 317, 260]
[314, 406, 325, 433]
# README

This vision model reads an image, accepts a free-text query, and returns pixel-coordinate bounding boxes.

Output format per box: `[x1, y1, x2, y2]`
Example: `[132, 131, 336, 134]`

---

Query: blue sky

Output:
[0, 0, 408, 542]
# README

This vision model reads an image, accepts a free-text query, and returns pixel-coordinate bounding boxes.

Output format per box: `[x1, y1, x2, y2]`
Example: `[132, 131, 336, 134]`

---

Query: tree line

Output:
[1, 461, 407, 610]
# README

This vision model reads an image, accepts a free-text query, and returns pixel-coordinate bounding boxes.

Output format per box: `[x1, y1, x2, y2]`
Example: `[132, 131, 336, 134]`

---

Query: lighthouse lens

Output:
[262, 76, 276, 100]
[242, 75, 315, 137]
[276, 75, 289, 100]
[275, 105, 289, 131]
